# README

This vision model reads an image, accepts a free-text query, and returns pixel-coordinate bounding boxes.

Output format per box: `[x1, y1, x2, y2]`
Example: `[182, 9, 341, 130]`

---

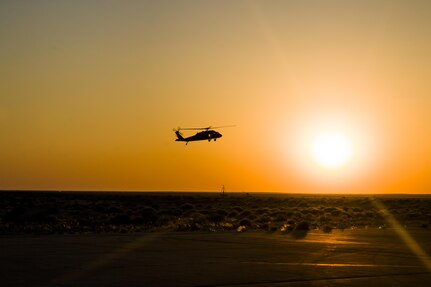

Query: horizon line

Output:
[1, 189, 431, 196]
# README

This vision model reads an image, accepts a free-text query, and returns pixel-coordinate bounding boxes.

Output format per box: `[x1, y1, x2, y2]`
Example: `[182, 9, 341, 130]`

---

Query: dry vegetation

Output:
[0, 191, 430, 234]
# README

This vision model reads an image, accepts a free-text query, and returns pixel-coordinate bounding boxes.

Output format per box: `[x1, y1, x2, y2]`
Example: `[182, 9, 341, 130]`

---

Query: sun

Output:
[310, 132, 353, 169]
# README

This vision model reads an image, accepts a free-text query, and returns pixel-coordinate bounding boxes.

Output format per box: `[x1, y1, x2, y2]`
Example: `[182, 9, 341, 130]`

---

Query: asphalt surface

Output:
[1, 229, 431, 286]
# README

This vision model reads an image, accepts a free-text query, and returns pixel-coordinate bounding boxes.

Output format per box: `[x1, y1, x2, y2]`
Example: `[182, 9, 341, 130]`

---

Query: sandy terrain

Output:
[1, 229, 431, 287]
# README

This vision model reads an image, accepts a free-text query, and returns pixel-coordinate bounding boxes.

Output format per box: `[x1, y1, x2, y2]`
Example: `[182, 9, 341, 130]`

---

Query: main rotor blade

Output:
[179, 127, 208, 130]
[178, 125, 236, 131]
[210, 125, 236, 129]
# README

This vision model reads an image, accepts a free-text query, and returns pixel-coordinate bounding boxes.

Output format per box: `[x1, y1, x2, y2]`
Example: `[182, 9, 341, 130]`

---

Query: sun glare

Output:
[310, 133, 353, 169]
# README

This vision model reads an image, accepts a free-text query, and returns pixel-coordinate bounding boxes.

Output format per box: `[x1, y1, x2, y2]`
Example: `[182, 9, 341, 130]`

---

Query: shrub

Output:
[237, 225, 247, 232]
[109, 214, 132, 224]
[3, 206, 28, 223]
[239, 218, 252, 226]
[307, 208, 320, 216]
[407, 211, 421, 220]
[107, 207, 122, 214]
[180, 203, 195, 212]
[4, 207, 57, 224]
[322, 225, 333, 233]
[216, 209, 228, 217]
[297, 201, 308, 207]
[192, 213, 208, 225]
[295, 221, 310, 231]
[140, 207, 158, 223]
[94, 205, 106, 213]
[232, 206, 243, 213]
[176, 221, 201, 231]
[206, 212, 224, 222]
[240, 210, 251, 218]
[280, 223, 294, 232]
[257, 214, 271, 223]
[330, 209, 342, 217]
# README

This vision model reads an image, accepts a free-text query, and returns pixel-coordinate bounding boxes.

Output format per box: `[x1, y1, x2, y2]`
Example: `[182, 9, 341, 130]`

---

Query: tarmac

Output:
[1, 229, 431, 286]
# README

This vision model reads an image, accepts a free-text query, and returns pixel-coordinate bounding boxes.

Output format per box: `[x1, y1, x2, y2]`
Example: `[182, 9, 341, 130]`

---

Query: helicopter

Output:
[174, 125, 235, 145]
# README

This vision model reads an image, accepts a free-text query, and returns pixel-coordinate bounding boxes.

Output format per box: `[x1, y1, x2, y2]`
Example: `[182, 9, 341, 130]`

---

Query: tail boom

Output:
[175, 130, 185, 141]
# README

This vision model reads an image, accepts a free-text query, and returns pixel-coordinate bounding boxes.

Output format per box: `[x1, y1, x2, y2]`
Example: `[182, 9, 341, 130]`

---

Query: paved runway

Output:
[1, 229, 431, 286]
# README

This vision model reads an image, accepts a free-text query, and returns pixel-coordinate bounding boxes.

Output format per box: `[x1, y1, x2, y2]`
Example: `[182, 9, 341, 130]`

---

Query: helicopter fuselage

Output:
[175, 130, 222, 144]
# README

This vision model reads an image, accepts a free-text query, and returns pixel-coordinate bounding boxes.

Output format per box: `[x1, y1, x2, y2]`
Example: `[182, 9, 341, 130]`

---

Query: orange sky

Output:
[1, 0, 430, 193]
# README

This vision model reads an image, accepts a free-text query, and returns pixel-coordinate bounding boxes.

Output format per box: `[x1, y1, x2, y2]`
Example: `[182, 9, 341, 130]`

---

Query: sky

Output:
[1, 0, 430, 193]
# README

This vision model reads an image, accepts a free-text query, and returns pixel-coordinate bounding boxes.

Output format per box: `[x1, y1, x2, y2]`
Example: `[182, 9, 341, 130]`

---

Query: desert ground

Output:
[1, 191, 431, 286]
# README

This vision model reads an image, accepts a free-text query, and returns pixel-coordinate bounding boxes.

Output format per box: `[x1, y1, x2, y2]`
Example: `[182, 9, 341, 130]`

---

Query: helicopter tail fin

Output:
[175, 130, 185, 141]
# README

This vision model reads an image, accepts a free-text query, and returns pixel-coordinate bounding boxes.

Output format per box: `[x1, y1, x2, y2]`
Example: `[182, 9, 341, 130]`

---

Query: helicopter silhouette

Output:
[174, 125, 235, 145]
